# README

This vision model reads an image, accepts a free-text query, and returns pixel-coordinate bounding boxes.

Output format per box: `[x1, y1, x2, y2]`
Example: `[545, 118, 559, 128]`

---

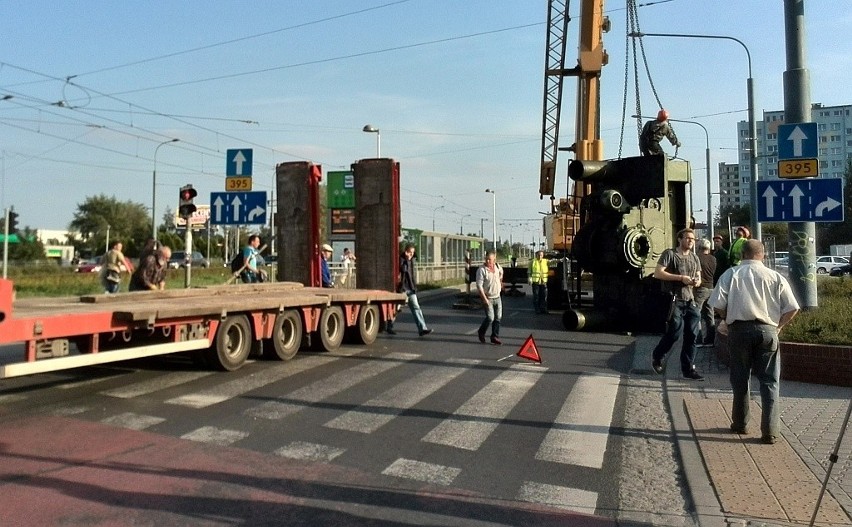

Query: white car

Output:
[815, 255, 850, 274]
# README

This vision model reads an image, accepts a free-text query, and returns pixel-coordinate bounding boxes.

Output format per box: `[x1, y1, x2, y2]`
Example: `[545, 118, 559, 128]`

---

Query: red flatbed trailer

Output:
[0, 278, 404, 379]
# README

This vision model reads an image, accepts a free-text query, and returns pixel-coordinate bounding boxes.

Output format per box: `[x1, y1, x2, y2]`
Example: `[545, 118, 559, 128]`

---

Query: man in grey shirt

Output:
[651, 228, 704, 380]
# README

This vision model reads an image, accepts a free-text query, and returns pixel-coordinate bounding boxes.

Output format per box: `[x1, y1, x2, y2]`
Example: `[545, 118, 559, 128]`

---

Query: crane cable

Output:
[618, 0, 674, 158]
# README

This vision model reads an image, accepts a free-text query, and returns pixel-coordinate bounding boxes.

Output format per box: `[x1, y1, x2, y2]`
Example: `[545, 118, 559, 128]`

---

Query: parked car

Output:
[168, 251, 210, 269]
[829, 261, 852, 277]
[815, 255, 849, 274]
[75, 260, 102, 273]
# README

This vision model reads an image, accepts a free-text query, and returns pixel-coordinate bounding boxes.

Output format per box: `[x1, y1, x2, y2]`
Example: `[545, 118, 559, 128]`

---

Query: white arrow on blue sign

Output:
[226, 148, 253, 176]
[757, 178, 844, 223]
[777, 122, 817, 160]
[209, 191, 267, 225]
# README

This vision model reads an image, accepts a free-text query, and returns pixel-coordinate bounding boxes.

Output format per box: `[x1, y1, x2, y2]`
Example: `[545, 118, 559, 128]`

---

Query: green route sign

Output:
[327, 170, 355, 209]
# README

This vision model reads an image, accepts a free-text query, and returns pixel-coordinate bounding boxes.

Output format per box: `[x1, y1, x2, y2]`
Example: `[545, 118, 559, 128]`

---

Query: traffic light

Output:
[7, 210, 18, 233]
[178, 184, 197, 219]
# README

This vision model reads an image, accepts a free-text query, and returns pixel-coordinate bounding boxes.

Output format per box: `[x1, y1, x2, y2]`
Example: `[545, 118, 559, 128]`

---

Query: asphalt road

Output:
[0, 290, 686, 526]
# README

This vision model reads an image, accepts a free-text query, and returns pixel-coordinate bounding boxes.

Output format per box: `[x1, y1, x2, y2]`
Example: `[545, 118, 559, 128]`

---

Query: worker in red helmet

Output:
[639, 109, 682, 156]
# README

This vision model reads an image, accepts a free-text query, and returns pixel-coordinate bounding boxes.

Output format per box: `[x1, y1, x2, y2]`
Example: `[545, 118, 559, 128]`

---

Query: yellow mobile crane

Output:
[539, 0, 609, 253]
[538, 0, 692, 331]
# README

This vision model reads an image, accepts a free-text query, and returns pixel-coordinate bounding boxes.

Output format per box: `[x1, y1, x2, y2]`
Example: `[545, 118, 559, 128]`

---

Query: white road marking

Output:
[535, 373, 619, 469]
[382, 458, 461, 486]
[101, 412, 165, 430]
[422, 365, 543, 450]
[181, 426, 248, 446]
[245, 352, 419, 420]
[102, 371, 214, 398]
[166, 355, 338, 408]
[275, 441, 346, 462]
[518, 481, 598, 514]
[324, 358, 479, 433]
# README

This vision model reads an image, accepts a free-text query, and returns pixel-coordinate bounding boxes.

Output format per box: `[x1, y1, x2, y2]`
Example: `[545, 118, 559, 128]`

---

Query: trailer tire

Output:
[345, 305, 380, 345]
[269, 310, 303, 361]
[312, 306, 344, 352]
[207, 315, 252, 371]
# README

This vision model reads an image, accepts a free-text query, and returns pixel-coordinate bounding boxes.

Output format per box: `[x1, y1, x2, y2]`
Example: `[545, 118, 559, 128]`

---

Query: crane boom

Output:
[539, 0, 609, 253]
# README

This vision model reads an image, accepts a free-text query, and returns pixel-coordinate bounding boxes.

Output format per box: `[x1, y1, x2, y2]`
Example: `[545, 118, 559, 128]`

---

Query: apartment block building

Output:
[735, 103, 851, 204]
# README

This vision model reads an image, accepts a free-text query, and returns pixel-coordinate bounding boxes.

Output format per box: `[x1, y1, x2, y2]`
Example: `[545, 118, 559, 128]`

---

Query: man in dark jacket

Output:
[640, 109, 681, 156]
[386, 243, 432, 337]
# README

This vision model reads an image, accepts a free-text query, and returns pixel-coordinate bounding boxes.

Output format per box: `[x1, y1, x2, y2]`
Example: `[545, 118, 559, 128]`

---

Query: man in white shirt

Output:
[709, 239, 800, 445]
[476, 251, 504, 345]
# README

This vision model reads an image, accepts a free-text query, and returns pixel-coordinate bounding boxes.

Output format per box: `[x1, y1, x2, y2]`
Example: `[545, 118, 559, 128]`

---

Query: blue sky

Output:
[1, 0, 850, 245]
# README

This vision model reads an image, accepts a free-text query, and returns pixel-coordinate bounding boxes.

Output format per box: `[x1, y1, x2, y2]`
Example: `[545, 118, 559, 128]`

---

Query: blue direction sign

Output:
[209, 191, 267, 225]
[777, 122, 817, 159]
[757, 178, 844, 223]
[226, 148, 253, 176]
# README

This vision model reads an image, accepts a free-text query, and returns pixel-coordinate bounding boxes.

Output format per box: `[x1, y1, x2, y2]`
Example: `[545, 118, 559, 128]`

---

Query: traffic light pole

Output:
[184, 226, 193, 288]
[2, 207, 8, 279]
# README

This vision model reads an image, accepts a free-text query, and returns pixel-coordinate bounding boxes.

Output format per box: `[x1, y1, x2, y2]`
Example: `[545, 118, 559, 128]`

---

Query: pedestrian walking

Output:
[728, 226, 750, 266]
[712, 234, 730, 283]
[99, 240, 129, 294]
[476, 250, 504, 345]
[529, 250, 549, 314]
[339, 247, 356, 287]
[464, 249, 472, 297]
[386, 243, 432, 336]
[693, 239, 717, 346]
[650, 228, 704, 380]
[239, 235, 262, 283]
[320, 244, 334, 288]
[129, 246, 171, 292]
[709, 239, 799, 444]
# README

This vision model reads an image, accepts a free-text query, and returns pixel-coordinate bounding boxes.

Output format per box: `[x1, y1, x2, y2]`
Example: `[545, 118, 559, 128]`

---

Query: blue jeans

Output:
[652, 299, 700, 374]
[532, 283, 547, 313]
[727, 321, 781, 437]
[479, 296, 502, 338]
[387, 291, 427, 332]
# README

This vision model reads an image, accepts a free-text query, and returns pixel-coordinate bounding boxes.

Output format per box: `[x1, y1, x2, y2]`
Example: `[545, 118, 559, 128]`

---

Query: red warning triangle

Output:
[516, 334, 542, 363]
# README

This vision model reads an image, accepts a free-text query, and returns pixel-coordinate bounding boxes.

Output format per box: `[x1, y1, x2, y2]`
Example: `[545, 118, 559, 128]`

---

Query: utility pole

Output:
[784, 0, 816, 308]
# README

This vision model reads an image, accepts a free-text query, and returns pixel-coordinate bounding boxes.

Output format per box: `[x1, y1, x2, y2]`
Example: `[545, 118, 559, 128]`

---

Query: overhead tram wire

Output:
[69, 0, 416, 79]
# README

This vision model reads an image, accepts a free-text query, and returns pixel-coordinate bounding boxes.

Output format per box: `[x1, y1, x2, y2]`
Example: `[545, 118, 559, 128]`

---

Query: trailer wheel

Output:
[345, 305, 380, 345]
[269, 310, 303, 361]
[312, 306, 344, 352]
[207, 315, 252, 371]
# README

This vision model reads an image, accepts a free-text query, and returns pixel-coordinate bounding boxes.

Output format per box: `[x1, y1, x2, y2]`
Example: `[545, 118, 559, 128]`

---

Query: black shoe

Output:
[682, 369, 705, 381]
[419, 328, 432, 337]
[386, 329, 397, 335]
[490, 337, 502, 345]
[730, 424, 747, 434]
[478, 331, 486, 343]
[761, 435, 777, 445]
[652, 359, 664, 374]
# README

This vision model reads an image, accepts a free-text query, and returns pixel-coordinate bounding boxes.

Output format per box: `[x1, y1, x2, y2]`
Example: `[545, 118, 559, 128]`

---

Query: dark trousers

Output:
[532, 283, 547, 313]
[652, 300, 700, 374]
[727, 321, 781, 438]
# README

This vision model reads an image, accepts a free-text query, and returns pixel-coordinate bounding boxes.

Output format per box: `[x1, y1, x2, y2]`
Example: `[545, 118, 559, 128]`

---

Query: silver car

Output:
[815, 255, 850, 274]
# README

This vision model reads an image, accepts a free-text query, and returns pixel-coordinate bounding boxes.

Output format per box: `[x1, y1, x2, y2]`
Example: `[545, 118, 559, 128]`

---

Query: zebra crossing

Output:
[38, 350, 623, 515]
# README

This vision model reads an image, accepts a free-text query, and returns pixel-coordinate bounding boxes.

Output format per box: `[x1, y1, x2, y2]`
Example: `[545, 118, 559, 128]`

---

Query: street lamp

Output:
[459, 213, 471, 235]
[633, 114, 712, 240]
[152, 138, 180, 241]
[362, 124, 381, 157]
[485, 189, 497, 251]
[628, 31, 758, 240]
[431, 205, 445, 232]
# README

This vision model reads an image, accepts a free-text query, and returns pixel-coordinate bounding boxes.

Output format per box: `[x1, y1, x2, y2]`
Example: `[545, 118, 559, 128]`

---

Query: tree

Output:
[68, 195, 151, 257]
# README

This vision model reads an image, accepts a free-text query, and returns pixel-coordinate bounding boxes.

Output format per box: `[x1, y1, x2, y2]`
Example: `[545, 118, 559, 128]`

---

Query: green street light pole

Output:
[628, 31, 758, 241]
[152, 138, 180, 242]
